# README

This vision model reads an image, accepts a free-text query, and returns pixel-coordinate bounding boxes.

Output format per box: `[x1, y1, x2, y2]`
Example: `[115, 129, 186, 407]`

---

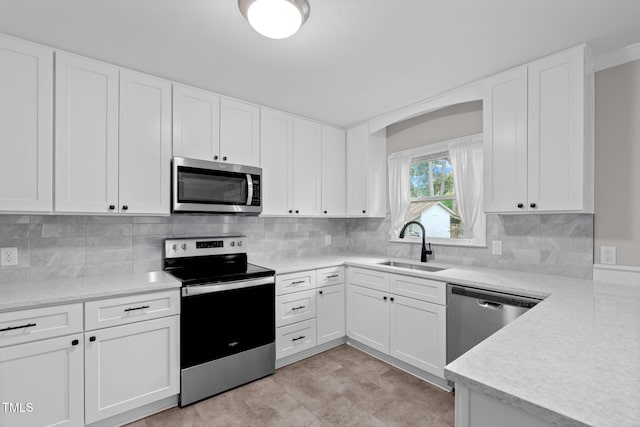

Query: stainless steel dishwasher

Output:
[446, 284, 541, 365]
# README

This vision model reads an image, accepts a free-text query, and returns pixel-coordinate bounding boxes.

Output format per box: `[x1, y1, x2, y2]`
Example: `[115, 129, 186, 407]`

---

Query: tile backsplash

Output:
[347, 214, 594, 279]
[0, 212, 593, 283]
[0, 214, 347, 284]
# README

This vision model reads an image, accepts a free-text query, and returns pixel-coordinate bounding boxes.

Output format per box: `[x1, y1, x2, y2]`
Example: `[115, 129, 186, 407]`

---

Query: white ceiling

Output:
[1, 0, 639, 127]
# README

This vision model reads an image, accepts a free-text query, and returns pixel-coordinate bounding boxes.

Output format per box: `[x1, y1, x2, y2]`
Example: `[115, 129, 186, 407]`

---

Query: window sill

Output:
[388, 237, 487, 248]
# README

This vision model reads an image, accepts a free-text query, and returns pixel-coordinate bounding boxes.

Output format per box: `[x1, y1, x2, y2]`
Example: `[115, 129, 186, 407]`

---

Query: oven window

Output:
[178, 167, 247, 205]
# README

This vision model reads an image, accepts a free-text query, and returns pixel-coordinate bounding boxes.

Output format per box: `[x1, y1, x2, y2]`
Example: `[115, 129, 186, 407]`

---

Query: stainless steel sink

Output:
[377, 261, 446, 272]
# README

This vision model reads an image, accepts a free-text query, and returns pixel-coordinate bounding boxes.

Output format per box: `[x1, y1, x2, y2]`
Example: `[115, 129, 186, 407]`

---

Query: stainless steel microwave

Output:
[172, 157, 262, 214]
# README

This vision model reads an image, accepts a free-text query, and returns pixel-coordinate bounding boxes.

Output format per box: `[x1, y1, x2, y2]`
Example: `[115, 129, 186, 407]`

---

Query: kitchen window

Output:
[389, 133, 485, 247]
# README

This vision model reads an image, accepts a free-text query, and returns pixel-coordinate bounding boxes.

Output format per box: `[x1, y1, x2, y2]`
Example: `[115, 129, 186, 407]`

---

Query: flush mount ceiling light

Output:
[238, 0, 310, 39]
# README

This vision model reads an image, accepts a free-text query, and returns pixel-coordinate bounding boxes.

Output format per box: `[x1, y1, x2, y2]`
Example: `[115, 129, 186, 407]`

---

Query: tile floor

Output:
[126, 345, 454, 427]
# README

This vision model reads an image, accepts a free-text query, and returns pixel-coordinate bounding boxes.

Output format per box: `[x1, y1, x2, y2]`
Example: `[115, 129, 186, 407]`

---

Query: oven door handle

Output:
[246, 174, 253, 206]
[182, 276, 274, 296]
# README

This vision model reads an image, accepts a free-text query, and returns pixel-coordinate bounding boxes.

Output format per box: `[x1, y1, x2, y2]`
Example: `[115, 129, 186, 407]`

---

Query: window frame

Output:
[389, 139, 486, 248]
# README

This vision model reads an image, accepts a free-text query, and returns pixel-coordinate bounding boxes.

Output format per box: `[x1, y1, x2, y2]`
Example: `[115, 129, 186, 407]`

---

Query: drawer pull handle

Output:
[0, 323, 36, 332]
[292, 336, 306, 342]
[291, 305, 306, 311]
[290, 280, 306, 285]
[124, 305, 150, 312]
[326, 274, 339, 279]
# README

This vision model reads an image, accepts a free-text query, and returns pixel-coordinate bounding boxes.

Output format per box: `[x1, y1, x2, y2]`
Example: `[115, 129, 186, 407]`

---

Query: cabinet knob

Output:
[319, 290, 323, 295]
[89, 336, 96, 342]
[122, 205, 128, 211]
[324, 210, 328, 214]
[517, 203, 524, 209]
[295, 210, 299, 214]
[71, 339, 79, 346]
[108, 205, 115, 210]
[383, 296, 387, 301]
[289, 210, 293, 214]
[214, 155, 219, 160]
[223, 156, 227, 161]
[390, 297, 395, 302]
[530, 203, 537, 208]
[362, 210, 366, 214]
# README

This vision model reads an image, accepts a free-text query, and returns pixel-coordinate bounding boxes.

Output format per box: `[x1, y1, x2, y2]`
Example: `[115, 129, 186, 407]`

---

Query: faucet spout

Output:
[399, 221, 432, 262]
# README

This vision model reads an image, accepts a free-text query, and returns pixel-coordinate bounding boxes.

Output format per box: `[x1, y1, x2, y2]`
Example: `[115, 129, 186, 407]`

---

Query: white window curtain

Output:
[448, 134, 484, 244]
[388, 151, 413, 239]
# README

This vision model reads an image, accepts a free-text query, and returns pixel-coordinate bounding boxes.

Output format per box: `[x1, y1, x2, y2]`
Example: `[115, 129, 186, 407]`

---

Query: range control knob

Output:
[231, 241, 235, 247]
[181, 244, 188, 250]
[172, 244, 178, 252]
[237, 241, 243, 247]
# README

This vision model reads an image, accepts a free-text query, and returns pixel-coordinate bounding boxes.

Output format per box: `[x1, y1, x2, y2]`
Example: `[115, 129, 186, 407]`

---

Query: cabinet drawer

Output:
[347, 267, 389, 291]
[276, 270, 317, 296]
[276, 289, 316, 328]
[317, 266, 345, 287]
[0, 303, 83, 348]
[390, 274, 446, 305]
[85, 290, 180, 330]
[276, 318, 316, 359]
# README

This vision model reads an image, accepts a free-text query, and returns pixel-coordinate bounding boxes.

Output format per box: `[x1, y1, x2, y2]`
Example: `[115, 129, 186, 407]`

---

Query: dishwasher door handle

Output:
[477, 300, 503, 310]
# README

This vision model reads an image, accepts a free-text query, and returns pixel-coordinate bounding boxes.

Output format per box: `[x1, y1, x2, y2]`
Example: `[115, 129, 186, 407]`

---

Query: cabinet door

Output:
[220, 98, 260, 167]
[84, 316, 180, 423]
[172, 84, 220, 161]
[0, 36, 53, 213]
[390, 295, 445, 378]
[260, 108, 293, 215]
[346, 124, 368, 216]
[317, 284, 345, 345]
[321, 125, 346, 216]
[292, 118, 322, 215]
[55, 53, 119, 213]
[0, 334, 84, 427]
[346, 285, 389, 353]
[483, 66, 528, 213]
[528, 47, 585, 212]
[119, 70, 172, 214]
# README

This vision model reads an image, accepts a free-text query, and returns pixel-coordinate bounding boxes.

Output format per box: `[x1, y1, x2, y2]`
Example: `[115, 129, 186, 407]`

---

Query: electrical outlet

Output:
[492, 240, 502, 256]
[325, 234, 332, 245]
[1, 247, 18, 266]
[600, 246, 617, 265]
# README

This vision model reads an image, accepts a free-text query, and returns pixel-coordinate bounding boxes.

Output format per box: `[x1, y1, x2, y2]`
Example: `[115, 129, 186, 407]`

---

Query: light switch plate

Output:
[1, 247, 18, 266]
[492, 240, 502, 255]
[325, 234, 332, 245]
[600, 246, 617, 265]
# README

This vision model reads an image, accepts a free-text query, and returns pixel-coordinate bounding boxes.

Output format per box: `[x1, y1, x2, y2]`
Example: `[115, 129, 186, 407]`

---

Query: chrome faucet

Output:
[399, 221, 432, 262]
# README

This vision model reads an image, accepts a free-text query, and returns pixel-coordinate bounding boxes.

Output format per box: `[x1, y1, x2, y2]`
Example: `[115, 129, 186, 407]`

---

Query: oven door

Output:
[172, 157, 261, 213]
[180, 277, 275, 369]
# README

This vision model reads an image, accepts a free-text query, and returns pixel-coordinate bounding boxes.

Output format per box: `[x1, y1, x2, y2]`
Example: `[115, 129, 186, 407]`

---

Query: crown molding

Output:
[594, 41, 640, 72]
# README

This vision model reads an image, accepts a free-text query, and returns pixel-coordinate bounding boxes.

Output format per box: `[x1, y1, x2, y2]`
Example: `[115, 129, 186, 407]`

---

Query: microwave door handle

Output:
[246, 174, 253, 206]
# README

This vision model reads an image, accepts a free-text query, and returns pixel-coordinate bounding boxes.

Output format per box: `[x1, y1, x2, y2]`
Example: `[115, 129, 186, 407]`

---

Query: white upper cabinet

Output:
[119, 70, 172, 215]
[346, 123, 387, 217]
[484, 45, 593, 213]
[172, 84, 220, 161]
[321, 125, 346, 216]
[260, 108, 293, 215]
[220, 98, 260, 167]
[55, 53, 119, 214]
[0, 35, 53, 213]
[483, 66, 528, 213]
[292, 118, 322, 215]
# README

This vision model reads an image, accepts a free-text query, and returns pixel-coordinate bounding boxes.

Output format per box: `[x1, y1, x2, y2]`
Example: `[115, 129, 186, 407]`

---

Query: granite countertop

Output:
[0, 271, 181, 312]
[257, 254, 640, 427]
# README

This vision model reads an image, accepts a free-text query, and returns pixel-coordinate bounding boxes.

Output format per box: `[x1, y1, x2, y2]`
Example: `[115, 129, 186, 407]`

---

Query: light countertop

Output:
[256, 254, 640, 427]
[0, 271, 181, 312]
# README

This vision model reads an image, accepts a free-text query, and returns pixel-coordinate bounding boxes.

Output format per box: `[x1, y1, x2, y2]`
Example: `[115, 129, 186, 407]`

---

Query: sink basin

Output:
[377, 261, 446, 272]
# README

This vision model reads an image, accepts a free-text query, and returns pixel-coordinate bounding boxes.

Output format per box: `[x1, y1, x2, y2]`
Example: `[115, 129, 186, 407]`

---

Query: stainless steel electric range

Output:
[163, 235, 275, 407]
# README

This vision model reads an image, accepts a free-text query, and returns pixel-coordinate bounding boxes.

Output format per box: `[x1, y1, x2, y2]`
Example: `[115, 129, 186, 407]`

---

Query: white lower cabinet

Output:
[346, 267, 447, 379]
[0, 333, 84, 427]
[276, 318, 317, 359]
[346, 285, 390, 353]
[84, 315, 180, 424]
[389, 295, 446, 377]
[316, 283, 345, 345]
